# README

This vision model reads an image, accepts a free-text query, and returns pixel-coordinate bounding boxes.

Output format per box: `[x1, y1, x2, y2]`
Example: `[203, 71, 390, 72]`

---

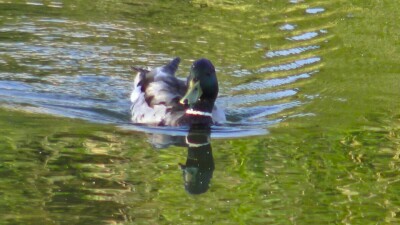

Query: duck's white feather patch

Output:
[130, 74, 142, 104]
[131, 91, 167, 125]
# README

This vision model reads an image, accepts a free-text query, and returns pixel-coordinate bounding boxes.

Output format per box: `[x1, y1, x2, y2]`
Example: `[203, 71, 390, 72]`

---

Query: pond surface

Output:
[1, 0, 400, 224]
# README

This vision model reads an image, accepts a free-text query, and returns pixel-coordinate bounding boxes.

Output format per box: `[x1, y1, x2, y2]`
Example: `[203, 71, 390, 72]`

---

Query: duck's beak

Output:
[180, 80, 202, 107]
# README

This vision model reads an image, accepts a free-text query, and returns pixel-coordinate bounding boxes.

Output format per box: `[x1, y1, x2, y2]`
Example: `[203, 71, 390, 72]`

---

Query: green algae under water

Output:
[1, 0, 400, 224]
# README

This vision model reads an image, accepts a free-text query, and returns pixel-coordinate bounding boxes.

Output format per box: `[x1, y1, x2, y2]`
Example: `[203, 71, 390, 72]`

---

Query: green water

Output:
[1, 0, 400, 224]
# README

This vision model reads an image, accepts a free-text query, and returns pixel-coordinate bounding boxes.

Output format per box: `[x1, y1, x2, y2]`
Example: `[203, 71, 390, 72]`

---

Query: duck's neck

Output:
[186, 100, 214, 116]
[193, 99, 214, 112]
[184, 100, 214, 125]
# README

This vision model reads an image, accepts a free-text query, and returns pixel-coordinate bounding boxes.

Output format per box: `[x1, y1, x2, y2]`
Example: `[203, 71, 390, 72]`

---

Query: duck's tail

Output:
[162, 57, 180, 75]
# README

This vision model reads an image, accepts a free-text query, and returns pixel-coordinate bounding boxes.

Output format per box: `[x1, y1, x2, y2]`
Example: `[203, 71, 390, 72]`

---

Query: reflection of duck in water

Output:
[130, 57, 225, 126]
[180, 126, 214, 194]
[143, 126, 215, 194]
[130, 57, 222, 194]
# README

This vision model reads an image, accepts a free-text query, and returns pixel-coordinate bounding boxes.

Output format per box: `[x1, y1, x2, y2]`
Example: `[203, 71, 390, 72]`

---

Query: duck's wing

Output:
[131, 58, 186, 125]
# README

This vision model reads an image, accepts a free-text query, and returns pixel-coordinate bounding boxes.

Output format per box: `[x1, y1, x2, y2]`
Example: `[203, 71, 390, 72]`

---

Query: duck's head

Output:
[180, 58, 218, 113]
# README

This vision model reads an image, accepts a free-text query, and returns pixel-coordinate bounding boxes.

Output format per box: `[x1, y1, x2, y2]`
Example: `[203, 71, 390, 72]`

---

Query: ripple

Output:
[230, 101, 301, 120]
[232, 68, 253, 77]
[224, 90, 298, 107]
[26, 1, 43, 6]
[49, 1, 63, 8]
[122, 124, 268, 139]
[279, 24, 297, 31]
[287, 31, 319, 41]
[289, 0, 304, 3]
[258, 57, 321, 73]
[246, 102, 301, 120]
[231, 2, 337, 126]
[0, 74, 131, 124]
[233, 71, 316, 91]
[266, 45, 320, 58]
[0, 81, 33, 91]
[306, 7, 325, 14]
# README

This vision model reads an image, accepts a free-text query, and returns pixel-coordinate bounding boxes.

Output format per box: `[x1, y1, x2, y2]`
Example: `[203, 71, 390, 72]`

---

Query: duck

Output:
[130, 57, 226, 126]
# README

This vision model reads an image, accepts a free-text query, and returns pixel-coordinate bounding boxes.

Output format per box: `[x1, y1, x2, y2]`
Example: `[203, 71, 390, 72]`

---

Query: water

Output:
[1, 0, 400, 224]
